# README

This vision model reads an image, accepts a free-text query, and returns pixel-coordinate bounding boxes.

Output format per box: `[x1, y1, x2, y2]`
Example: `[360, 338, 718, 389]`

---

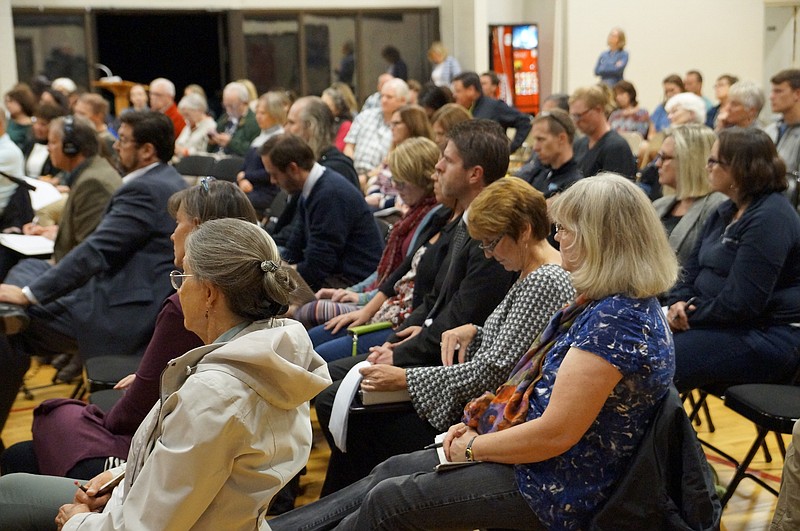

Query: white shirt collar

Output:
[301, 162, 326, 199]
[122, 162, 160, 184]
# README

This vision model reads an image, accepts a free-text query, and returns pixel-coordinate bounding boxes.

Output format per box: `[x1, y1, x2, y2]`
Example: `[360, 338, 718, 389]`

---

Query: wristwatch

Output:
[465, 435, 478, 462]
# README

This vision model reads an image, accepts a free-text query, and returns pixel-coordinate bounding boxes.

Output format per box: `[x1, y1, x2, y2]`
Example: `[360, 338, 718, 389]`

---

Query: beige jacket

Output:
[64, 319, 331, 531]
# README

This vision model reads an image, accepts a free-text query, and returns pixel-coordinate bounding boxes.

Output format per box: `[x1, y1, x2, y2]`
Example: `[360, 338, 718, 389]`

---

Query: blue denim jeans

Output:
[270, 450, 544, 530]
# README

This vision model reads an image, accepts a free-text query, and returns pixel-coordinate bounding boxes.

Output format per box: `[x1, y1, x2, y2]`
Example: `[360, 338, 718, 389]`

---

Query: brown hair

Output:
[469, 177, 550, 242]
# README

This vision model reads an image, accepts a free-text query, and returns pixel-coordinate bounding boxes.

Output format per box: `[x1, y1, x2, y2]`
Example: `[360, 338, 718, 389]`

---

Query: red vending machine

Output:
[489, 24, 540, 115]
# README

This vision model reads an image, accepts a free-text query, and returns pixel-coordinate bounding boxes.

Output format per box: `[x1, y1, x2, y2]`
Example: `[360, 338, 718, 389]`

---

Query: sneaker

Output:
[0, 303, 29, 335]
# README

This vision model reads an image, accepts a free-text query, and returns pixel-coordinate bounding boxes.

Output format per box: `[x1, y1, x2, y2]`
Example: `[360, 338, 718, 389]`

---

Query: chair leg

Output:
[720, 426, 780, 509]
[761, 439, 773, 463]
[776, 432, 787, 460]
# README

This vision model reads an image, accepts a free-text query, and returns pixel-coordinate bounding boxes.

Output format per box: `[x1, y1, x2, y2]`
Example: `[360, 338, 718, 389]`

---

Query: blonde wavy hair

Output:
[550, 173, 678, 299]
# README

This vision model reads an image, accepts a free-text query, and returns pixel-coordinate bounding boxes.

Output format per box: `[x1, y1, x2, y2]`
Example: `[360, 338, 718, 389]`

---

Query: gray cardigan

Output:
[652, 192, 726, 265]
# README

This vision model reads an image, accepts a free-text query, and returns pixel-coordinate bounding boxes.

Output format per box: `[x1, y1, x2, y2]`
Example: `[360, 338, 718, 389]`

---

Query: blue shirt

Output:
[515, 294, 674, 531]
[594, 49, 628, 86]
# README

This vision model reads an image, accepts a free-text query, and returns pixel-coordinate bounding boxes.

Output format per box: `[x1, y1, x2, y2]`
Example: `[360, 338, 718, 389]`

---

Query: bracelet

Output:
[465, 435, 478, 462]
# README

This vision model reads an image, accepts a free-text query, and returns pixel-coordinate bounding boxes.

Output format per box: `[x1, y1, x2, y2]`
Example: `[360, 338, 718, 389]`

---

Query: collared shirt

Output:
[123, 162, 160, 184]
[301, 162, 326, 200]
[343, 108, 392, 174]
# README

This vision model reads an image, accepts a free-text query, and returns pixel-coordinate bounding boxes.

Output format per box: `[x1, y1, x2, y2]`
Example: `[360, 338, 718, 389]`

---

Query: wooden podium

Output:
[91, 79, 147, 116]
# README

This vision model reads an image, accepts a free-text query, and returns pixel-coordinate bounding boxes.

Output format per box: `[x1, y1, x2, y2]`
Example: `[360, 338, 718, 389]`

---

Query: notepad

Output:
[0, 234, 55, 256]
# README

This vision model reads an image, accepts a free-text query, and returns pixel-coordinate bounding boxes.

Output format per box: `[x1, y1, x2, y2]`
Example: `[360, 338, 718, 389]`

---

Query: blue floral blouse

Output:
[515, 294, 675, 530]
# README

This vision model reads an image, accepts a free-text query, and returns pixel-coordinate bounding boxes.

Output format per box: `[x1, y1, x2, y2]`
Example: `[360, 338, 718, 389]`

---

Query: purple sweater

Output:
[32, 293, 202, 476]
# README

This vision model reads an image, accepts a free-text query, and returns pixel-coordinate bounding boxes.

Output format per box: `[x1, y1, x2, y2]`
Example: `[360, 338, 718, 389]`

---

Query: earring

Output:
[205, 309, 209, 319]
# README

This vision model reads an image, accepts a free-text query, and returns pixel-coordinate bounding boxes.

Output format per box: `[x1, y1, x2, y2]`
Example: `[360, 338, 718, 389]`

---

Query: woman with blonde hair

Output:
[594, 28, 628, 87]
[653, 124, 725, 264]
[296, 137, 443, 334]
[271, 174, 686, 530]
[428, 41, 462, 87]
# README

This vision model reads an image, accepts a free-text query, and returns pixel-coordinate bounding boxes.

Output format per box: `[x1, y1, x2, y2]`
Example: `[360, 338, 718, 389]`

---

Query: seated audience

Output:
[208, 82, 260, 156]
[652, 124, 724, 265]
[236, 91, 289, 213]
[0, 218, 332, 530]
[126, 84, 149, 113]
[0, 108, 24, 200]
[418, 82, 453, 118]
[570, 85, 636, 179]
[311, 120, 518, 496]
[316, 177, 575, 493]
[365, 104, 433, 211]
[665, 92, 707, 126]
[0, 180, 254, 480]
[73, 93, 117, 161]
[148, 77, 185, 137]
[452, 71, 532, 153]
[23, 103, 65, 179]
[172, 92, 216, 160]
[271, 173, 687, 530]
[516, 108, 582, 200]
[764, 68, 800, 174]
[650, 74, 685, 135]
[345, 78, 408, 179]
[39, 88, 70, 114]
[716, 80, 764, 130]
[608, 80, 650, 139]
[684, 70, 713, 111]
[0, 111, 187, 437]
[297, 137, 442, 335]
[261, 134, 384, 291]
[3, 84, 37, 150]
[361, 73, 394, 113]
[707, 74, 738, 128]
[321, 82, 358, 152]
[666, 128, 800, 392]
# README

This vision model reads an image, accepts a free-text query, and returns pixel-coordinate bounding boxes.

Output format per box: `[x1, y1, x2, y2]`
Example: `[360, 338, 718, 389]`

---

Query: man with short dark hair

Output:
[261, 134, 383, 292]
[312, 119, 519, 494]
[0, 111, 187, 436]
[765, 69, 800, 173]
[684, 70, 713, 111]
[480, 71, 500, 99]
[570, 85, 636, 179]
[452, 71, 531, 153]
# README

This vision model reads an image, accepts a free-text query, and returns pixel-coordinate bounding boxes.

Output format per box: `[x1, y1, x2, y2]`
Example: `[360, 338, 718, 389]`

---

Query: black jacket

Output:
[590, 387, 722, 531]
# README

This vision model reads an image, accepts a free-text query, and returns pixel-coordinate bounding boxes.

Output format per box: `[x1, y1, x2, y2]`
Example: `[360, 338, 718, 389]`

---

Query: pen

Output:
[424, 441, 443, 450]
[75, 480, 88, 492]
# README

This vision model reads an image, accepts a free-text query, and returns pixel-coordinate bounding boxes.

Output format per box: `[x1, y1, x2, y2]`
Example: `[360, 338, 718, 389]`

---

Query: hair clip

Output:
[260, 260, 280, 273]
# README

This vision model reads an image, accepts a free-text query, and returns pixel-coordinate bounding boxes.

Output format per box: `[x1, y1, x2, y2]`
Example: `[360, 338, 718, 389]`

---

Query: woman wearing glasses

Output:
[272, 174, 685, 530]
[315, 177, 575, 494]
[653, 124, 725, 265]
[666, 127, 800, 392]
[0, 217, 331, 530]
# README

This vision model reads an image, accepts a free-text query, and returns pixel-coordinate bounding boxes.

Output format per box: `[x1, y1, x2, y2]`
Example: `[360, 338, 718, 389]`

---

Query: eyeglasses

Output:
[170, 270, 193, 290]
[707, 157, 728, 168]
[478, 234, 504, 253]
[570, 108, 592, 121]
[656, 152, 676, 162]
[554, 223, 572, 234]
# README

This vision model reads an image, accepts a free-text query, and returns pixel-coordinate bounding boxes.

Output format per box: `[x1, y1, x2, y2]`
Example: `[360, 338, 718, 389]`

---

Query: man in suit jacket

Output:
[315, 119, 519, 494]
[261, 134, 383, 292]
[0, 111, 187, 435]
[453, 71, 532, 153]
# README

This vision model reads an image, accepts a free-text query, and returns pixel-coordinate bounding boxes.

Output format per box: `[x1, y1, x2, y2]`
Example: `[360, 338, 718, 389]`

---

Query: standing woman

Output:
[594, 28, 628, 87]
[428, 41, 462, 88]
[653, 124, 725, 264]
[667, 128, 800, 392]
[0, 218, 332, 531]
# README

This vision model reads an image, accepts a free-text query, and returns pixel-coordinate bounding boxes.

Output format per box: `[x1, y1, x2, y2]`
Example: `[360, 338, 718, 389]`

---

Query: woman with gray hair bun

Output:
[173, 91, 216, 161]
[0, 217, 332, 531]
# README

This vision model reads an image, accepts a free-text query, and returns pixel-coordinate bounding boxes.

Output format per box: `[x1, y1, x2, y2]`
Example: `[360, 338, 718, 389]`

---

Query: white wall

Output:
[0, 0, 18, 97]
[564, 0, 765, 113]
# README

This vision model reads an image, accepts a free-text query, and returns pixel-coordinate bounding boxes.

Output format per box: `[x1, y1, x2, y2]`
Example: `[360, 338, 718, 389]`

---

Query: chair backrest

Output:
[784, 171, 800, 215]
[618, 130, 644, 156]
[209, 156, 245, 182]
[174, 154, 215, 177]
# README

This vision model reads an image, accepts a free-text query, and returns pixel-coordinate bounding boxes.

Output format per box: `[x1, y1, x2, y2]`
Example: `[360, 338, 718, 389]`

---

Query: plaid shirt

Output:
[344, 108, 392, 174]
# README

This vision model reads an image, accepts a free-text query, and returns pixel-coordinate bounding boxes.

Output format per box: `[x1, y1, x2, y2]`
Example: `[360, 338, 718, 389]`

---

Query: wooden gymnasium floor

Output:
[2, 360, 789, 530]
